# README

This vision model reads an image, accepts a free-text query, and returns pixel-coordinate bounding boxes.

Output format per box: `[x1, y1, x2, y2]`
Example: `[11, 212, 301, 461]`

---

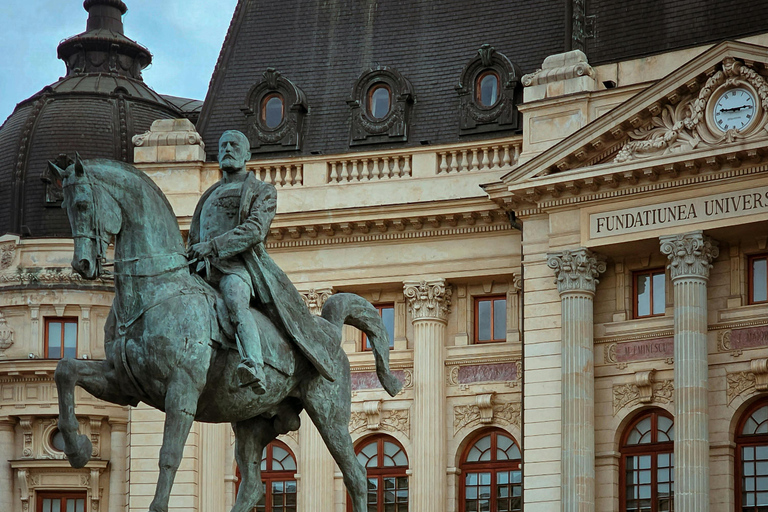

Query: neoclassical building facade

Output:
[3, 1, 768, 512]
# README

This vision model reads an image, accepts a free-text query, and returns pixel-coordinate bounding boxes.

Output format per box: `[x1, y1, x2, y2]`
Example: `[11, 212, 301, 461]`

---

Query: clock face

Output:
[713, 87, 756, 132]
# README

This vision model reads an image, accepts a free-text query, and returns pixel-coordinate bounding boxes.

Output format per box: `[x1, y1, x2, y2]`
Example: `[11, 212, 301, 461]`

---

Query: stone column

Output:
[547, 248, 606, 512]
[660, 231, 718, 512]
[108, 420, 128, 512]
[0, 417, 15, 512]
[404, 279, 451, 512]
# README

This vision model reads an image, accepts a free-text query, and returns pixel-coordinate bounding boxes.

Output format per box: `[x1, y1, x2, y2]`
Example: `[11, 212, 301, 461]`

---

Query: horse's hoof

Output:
[66, 434, 92, 469]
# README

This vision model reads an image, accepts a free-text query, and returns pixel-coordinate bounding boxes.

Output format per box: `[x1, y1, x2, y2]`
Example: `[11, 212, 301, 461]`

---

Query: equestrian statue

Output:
[50, 130, 402, 512]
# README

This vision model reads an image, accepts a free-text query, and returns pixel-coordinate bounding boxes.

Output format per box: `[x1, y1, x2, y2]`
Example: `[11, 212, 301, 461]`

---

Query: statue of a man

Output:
[187, 130, 334, 392]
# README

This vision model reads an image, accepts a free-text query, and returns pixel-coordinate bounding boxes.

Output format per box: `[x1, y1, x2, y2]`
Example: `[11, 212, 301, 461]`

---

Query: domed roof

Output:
[0, 0, 191, 238]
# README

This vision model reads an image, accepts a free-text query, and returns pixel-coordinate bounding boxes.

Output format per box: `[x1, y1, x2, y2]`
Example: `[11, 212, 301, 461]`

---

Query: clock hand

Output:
[721, 104, 752, 113]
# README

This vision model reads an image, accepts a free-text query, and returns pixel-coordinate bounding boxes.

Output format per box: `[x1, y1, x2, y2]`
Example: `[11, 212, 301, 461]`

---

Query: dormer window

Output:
[368, 84, 392, 119]
[457, 44, 522, 134]
[261, 93, 284, 129]
[242, 68, 307, 153]
[476, 71, 500, 107]
[348, 66, 414, 146]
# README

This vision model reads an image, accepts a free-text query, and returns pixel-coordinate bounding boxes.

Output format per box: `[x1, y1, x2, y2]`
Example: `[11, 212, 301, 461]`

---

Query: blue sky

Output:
[0, 0, 238, 124]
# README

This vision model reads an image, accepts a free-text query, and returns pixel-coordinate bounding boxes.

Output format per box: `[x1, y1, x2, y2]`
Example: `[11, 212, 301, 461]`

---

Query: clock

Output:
[712, 87, 757, 132]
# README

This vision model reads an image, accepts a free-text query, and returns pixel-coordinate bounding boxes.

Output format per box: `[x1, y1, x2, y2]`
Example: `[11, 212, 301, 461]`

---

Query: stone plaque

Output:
[590, 186, 768, 239]
[614, 337, 674, 362]
[731, 326, 768, 350]
[352, 370, 406, 391]
[457, 363, 517, 384]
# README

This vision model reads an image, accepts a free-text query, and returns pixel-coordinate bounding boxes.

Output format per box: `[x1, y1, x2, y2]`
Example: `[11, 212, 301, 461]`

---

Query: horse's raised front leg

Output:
[231, 416, 277, 512]
[301, 364, 368, 512]
[149, 376, 201, 512]
[55, 358, 135, 468]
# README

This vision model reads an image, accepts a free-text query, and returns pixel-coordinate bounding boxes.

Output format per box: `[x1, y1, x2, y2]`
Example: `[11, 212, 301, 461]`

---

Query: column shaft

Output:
[108, 421, 128, 512]
[299, 415, 335, 512]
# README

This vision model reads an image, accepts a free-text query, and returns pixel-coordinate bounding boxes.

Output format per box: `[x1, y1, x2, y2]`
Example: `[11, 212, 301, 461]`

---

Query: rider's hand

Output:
[188, 241, 215, 260]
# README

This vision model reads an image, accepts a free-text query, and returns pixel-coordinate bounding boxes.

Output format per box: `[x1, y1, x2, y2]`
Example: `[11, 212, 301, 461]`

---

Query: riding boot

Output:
[234, 323, 266, 394]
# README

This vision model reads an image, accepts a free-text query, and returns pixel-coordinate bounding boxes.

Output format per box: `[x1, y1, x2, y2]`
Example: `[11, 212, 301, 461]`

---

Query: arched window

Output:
[460, 429, 521, 512]
[352, 435, 409, 512]
[475, 71, 500, 107]
[736, 399, 768, 511]
[236, 440, 297, 512]
[261, 93, 284, 129]
[620, 410, 674, 512]
[368, 84, 392, 120]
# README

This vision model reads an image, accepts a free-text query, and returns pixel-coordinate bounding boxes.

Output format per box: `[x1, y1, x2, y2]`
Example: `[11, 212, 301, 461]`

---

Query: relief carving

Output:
[403, 279, 452, 322]
[613, 378, 673, 415]
[0, 309, 14, 353]
[0, 241, 16, 270]
[547, 248, 607, 294]
[659, 232, 719, 280]
[727, 359, 768, 404]
[299, 288, 334, 316]
[349, 408, 410, 438]
[453, 400, 520, 434]
[718, 329, 742, 356]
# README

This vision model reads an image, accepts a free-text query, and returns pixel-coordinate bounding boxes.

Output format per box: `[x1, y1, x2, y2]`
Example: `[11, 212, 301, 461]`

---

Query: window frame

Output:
[36, 491, 87, 512]
[44, 317, 78, 359]
[619, 409, 674, 512]
[349, 435, 409, 512]
[362, 303, 395, 352]
[735, 399, 768, 512]
[474, 295, 507, 344]
[475, 70, 501, 108]
[632, 268, 666, 319]
[260, 92, 285, 130]
[459, 428, 522, 512]
[367, 83, 392, 120]
[748, 253, 768, 305]
[236, 440, 297, 512]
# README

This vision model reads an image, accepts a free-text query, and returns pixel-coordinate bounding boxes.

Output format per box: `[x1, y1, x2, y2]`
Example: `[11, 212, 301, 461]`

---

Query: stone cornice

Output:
[0, 268, 114, 288]
[403, 279, 452, 322]
[547, 248, 607, 294]
[659, 231, 719, 280]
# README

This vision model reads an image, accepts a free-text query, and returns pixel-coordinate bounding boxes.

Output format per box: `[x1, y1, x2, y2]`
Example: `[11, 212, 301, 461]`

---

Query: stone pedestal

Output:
[404, 279, 451, 512]
[108, 420, 128, 512]
[0, 418, 14, 512]
[660, 231, 719, 512]
[547, 249, 606, 512]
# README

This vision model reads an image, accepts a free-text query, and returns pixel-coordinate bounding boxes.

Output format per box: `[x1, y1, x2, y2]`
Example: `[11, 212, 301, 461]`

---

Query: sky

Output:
[0, 0, 239, 124]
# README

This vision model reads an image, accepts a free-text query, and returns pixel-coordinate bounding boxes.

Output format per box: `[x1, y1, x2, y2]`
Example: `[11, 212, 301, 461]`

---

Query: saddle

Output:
[194, 274, 297, 377]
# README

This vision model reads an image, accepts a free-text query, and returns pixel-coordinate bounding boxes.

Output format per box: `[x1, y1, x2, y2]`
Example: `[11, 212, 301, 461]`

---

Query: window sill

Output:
[597, 314, 674, 340]
[718, 301, 768, 325]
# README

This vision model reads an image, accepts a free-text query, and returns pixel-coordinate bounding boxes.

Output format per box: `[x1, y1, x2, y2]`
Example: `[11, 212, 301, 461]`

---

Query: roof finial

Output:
[83, 0, 128, 34]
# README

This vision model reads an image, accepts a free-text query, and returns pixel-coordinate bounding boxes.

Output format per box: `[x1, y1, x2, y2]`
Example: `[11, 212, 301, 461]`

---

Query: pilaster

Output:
[404, 279, 451, 512]
[108, 420, 128, 512]
[660, 231, 719, 512]
[0, 417, 15, 512]
[547, 248, 606, 512]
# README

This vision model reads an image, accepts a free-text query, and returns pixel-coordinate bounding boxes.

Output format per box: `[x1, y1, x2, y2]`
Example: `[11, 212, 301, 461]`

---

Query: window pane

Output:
[43, 499, 52, 512]
[477, 301, 491, 341]
[75, 500, 84, 512]
[264, 96, 284, 129]
[52, 499, 61, 512]
[478, 73, 499, 107]
[48, 322, 62, 358]
[380, 307, 395, 348]
[652, 272, 665, 315]
[370, 86, 390, 119]
[64, 322, 77, 358]
[754, 258, 768, 302]
[67, 499, 75, 512]
[636, 274, 651, 317]
[493, 299, 506, 340]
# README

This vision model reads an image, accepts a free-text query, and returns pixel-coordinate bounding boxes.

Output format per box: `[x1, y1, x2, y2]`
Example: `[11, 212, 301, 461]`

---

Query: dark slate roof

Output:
[197, 0, 567, 159]
[0, 0, 186, 238]
[586, 0, 768, 65]
[162, 95, 204, 124]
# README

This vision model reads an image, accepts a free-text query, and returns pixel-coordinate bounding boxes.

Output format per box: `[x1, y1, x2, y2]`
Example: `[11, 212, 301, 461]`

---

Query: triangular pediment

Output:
[501, 40, 768, 186]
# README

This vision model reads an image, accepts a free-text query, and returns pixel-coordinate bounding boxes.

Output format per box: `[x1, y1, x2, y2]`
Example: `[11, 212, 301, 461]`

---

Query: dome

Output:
[0, 0, 192, 238]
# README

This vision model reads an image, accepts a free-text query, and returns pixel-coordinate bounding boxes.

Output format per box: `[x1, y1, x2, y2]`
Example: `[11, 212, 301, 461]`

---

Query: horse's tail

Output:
[321, 293, 402, 397]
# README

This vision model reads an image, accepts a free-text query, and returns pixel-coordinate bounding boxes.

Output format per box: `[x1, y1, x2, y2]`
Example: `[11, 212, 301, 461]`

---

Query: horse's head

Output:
[48, 155, 122, 279]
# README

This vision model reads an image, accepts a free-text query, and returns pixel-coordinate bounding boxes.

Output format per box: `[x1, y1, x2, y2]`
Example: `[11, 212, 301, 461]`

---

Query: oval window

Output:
[368, 84, 391, 119]
[476, 71, 500, 107]
[261, 94, 284, 129]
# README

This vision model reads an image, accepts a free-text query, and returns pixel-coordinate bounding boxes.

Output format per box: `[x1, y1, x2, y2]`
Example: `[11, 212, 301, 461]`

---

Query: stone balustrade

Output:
[328, 154, 412, 183]
[248, 162, 304, 187]
[437, 140, 521, 174]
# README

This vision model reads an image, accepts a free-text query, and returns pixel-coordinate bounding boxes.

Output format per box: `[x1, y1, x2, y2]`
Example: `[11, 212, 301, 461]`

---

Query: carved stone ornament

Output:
[659, 231, 719, 280]
[403, 279, 452, 322]
[615, 57, 768, 163]
[726, 358, 768, 404]
[521, 50, 595, 88]
[300, 288, 334, 316]
[547, 248, 607, 294]
[241, 68, 308, 153]
[457, 44, 523, 134]
[0, 268, 113, 286]
[0, 241, 16, 270]
[0, 309, 14, 352]
[453, 400, 520, 434]
[613, 376, 674, 415]
[718, 329, 743, 356]
[349, 408, 410, 438]
[348, 66, 414, 146]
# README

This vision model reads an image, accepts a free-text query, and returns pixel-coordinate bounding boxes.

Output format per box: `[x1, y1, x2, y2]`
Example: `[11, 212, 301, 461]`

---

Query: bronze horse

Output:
[51, 156, 401, 512]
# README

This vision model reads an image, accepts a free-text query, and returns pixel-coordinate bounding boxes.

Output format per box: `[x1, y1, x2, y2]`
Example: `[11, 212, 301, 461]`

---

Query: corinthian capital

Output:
[547, 248, 607, 295]
[659, 231, 719, 280]
[403, 279, 452, 322]
[300, 288, 334, 316]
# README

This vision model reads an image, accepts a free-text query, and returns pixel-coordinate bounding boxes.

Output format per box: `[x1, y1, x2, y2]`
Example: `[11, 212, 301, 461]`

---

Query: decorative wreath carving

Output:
[456, 44, 523, 134]
[241, 68, 308, 153]
[615, 57, 768, 162]
[347, 66, 414, 146]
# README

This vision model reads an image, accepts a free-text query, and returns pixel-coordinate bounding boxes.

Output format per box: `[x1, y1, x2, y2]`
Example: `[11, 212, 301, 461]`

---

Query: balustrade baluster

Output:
[502, 145, 511, 167]
[371, 158, 380, 180]
[351, 160, 360, 181]
[491, 146, 500, 168]
[285, 165, 294, 187]
[341, 161, 349, 182]
[295, 165, 303, 186]
[403, 156, 412, 177]
[481, 147, 490, 169]
[439, 152, 448, 174]
[450, 151, 458, 173]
